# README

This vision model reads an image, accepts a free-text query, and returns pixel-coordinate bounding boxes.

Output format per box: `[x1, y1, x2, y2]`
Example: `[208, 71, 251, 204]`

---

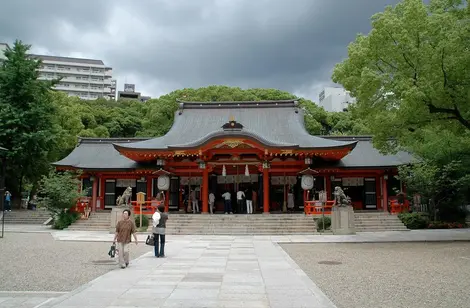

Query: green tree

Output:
[0, 40, 59, 196]
[398, 160, 470, 222]
[38, 170, 84, 215]
[332, 0, 470, 152]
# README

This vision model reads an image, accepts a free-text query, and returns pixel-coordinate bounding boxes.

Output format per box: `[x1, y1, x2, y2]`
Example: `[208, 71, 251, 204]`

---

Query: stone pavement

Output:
[50, 228, 470, 243]
[40, 237, 335, 308]
[7, 229, 470, 307]
[0, 291, 67, 308]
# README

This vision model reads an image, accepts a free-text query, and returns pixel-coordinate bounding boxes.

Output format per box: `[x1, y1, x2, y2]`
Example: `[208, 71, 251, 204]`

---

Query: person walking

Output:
[154, 204, 169, 258]
[113, 209, 138, 269]
[4, 191, 12, 212]
[152, 208, 161, 257]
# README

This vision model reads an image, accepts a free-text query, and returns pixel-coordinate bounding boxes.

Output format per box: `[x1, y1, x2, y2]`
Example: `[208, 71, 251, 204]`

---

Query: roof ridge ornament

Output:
[222, 116, 243, 130]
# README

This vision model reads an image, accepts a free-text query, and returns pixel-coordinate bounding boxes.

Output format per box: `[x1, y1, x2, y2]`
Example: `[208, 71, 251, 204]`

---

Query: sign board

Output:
[124, 83, 135, 92]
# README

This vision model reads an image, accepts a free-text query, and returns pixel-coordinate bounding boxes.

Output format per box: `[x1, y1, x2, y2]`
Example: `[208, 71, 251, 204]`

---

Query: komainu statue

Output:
[333, 186, 351, 207]
[116, 187, 132, 207]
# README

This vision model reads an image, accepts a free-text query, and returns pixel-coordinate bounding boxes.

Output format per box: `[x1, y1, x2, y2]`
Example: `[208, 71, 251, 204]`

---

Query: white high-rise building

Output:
[31, 54, 116, 100]
[318, 87, 356, 112]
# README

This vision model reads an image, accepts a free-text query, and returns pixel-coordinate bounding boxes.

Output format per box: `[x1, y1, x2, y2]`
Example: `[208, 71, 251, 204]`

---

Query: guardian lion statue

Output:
[333, 186, 351, 207]
[116, 187, 132, 207]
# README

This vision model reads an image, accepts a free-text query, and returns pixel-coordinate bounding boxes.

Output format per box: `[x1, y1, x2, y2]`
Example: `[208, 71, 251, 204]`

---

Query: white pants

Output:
[117, 242, 130, 267]
[209, 202, 214, 214]
[246, 200, 253, 214]
[192, 200, 199, 213]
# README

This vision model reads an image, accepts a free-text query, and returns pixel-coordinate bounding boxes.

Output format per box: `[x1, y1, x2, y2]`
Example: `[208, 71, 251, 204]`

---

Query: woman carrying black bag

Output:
[153, 204, 169, 258]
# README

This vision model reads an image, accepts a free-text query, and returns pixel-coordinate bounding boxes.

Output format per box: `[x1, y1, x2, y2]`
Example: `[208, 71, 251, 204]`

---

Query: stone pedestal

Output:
[110, 206, 132, 233]
[331, 206, 356, 235]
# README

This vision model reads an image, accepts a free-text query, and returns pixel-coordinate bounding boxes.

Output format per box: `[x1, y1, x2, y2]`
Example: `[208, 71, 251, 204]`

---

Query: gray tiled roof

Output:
[114, 100, 357, 150]
[29, 54, 105, 65]
[52, 138, 144, 170]
[53, 136, 414, 170]
[321, 136, 415, 168]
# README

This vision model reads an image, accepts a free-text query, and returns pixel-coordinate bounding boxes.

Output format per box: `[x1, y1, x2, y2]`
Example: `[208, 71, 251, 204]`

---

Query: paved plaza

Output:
[0, 229, 469, 307]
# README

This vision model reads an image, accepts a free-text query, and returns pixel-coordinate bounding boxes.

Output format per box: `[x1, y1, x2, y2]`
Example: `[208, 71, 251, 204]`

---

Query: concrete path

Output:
[50, 228, 470, 243]
[40, 237, 335, 308]
[0, 291, 66, 308]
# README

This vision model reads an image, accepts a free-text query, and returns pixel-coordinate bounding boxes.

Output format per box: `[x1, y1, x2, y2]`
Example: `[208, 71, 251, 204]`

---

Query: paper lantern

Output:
[301, 175, 314, 190]
[157, 175, 170, 191]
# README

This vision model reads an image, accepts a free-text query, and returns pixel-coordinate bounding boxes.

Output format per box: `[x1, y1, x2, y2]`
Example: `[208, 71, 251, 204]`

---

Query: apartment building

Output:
[318, 86, 356, 112]
[31, 54, 116, 100]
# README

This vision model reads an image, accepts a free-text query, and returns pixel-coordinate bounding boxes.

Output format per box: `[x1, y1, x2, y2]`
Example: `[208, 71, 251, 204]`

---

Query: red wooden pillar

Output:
[263, 168, 270, 214]
[325, 176, 331, 200]
[202, 167, 209, 214]
[382, 176, 388, 212]
[99, 176, 105, 210]
[146, 177, 152, 201]
[164, 190, 169, 212]
[91, 177, 98, 212]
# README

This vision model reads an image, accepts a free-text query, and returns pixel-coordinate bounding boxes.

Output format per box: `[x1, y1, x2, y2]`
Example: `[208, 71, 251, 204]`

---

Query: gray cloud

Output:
[0, 0, 400, 101]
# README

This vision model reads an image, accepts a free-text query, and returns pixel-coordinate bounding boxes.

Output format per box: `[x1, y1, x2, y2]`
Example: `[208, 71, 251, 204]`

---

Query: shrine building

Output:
[53, 100, 414, 214]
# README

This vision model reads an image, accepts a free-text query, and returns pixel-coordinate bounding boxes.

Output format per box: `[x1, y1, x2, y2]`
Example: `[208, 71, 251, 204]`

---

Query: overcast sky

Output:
[0, 0, 401, 102]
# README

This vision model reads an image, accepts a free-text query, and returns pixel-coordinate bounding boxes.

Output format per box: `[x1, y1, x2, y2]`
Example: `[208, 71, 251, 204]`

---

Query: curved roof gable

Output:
[113, 100, 357, 151]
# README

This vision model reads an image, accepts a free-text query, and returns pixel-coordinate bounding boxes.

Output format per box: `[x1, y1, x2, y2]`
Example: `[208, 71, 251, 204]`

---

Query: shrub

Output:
[135, 215, 149, 228]
[428, 221, 466, 229]
[38, 170, 84, 216]
[398, 213, 429, 229]
[53, 211, 80, 230]
[316, 216, 331, 231]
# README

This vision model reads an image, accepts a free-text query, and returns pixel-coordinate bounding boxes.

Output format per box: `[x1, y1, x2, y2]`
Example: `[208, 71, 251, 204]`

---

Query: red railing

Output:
[71, 197, 91, 219]
[131, 200, 163, 215]
[389, 199, 410, 214]
[304, 200, 334, 215]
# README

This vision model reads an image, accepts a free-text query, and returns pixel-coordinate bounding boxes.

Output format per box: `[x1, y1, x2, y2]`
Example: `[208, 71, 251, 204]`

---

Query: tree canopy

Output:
[0, 41, 369, 197]
[332, 0, 470, 153]
[0, 40, 59, 194]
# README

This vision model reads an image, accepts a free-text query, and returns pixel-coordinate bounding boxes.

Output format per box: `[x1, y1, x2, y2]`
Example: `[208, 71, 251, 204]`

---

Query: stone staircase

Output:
[66, 212, 110, 231]
[147, 214, 317, 235]
[354, 211, 409, 232]
[2, 209, 51, 224]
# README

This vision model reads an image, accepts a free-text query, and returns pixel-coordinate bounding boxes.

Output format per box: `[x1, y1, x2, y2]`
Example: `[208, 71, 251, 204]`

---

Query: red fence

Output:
[131, 200, 163, 215]
[304, 200, 334, 215]
[389, 199, 410, 214]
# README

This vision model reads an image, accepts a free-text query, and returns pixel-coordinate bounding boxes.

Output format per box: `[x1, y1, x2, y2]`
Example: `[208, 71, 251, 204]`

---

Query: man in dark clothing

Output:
[154, 204, 169, 258]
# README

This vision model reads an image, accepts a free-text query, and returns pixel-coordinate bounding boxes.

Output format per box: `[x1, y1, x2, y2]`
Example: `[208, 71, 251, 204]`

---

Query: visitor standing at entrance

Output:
[154, 204, 168, 258]
[113, 209, 138, 269]
[222, 190, 232, 214]
[190, 189, 199, 213]
[4, 191, 11, 212]
[245, 188, 253, 214]
[288, 189, 295, 212]
[209, 191, 215, 214]
[236, 189, 245, 213]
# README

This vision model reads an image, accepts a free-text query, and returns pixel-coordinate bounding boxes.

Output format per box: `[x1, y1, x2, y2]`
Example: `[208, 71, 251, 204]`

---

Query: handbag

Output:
[108, 243, 116, 258]
[145, 234, 155, 246]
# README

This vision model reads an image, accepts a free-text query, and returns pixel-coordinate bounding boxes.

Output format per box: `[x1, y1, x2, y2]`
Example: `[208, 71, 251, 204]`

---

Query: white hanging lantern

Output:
[245, 164, 249, 177]
[157, 175, 170, 191]
[222, 164, 226, 177]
